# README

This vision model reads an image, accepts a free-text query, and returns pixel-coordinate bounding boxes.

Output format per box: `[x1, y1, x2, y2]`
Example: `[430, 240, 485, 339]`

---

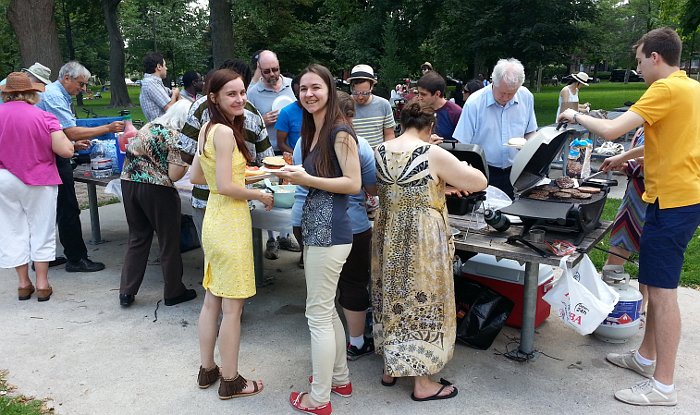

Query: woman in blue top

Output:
[274, 64, 361, 415]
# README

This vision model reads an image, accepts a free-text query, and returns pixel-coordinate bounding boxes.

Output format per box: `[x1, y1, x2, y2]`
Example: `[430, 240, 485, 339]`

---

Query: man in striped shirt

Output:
[348, 64, 395, 148]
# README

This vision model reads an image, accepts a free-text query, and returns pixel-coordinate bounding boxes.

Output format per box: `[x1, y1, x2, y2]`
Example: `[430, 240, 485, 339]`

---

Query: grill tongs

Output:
[506, 235, 550, 257]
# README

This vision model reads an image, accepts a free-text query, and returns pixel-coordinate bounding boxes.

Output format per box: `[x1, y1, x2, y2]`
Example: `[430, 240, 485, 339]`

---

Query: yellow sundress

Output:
[199, 123, 255, 298]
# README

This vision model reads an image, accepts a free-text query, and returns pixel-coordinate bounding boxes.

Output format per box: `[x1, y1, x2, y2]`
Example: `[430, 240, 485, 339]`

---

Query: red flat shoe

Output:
[289, 391, 332, 415]
[307, 375, 352, 397]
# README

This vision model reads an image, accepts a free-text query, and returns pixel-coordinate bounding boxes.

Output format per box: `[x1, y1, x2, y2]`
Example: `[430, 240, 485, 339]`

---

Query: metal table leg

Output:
[86, 183, 104, 244]
[519, 261, 539, 355]
[252, 228, 264, 287]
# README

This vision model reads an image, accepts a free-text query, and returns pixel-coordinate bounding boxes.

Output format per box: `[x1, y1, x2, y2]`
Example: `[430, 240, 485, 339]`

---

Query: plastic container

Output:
[90, 140, 113, 179]
[461, 253, 554, 328]
[271, 185, 296, 208]
[594, 265, 643, 343]
[76, 116, 127, 173]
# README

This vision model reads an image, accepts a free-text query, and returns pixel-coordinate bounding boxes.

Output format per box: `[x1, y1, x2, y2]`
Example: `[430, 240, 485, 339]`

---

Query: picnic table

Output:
[449, 215, 613, 356]
[73, 165, 119, 244]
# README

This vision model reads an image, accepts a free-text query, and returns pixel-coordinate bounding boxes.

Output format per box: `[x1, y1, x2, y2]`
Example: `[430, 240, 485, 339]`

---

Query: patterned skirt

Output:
[609, 176, 646, 254]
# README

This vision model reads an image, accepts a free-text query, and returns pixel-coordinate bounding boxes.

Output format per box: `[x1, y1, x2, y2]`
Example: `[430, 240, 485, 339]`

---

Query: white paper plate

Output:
[271, 96, 295, 112]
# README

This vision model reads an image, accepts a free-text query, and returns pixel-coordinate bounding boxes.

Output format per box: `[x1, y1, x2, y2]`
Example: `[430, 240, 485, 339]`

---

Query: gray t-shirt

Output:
[352, 95, 395, 148]
[246, 76, 296, 150]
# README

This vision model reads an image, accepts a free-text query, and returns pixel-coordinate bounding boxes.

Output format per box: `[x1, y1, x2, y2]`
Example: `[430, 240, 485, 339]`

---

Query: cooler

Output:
[75, 116, 126, 173]
[461, 254, 554, 328]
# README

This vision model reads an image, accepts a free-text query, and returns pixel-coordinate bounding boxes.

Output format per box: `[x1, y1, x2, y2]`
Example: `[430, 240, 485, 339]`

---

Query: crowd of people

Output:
[1, 26, 698, 411]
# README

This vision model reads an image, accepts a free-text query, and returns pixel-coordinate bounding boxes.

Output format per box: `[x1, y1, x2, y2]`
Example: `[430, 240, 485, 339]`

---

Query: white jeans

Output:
[304, 244, 352, 403]
[0, 169, 58, 267]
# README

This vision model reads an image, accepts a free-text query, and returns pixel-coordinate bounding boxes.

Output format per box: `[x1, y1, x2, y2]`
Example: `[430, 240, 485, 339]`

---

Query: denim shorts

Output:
[638, 201, 700, 289]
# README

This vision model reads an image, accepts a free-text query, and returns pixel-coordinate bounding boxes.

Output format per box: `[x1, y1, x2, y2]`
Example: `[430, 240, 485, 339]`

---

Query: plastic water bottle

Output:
[90, 140, 112, 179]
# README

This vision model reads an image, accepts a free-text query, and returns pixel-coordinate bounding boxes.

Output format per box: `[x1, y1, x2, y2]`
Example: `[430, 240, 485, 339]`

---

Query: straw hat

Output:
[571, 71, 590, 86]
[347, 64, 376, 84]
[22, 62, 52, 85]
[0, 72, 45, 93]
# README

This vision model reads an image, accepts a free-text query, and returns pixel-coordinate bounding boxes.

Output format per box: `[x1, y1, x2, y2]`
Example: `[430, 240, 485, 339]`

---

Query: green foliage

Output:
[0, 370, 46, 415]
[55, 0, 111, 80]
[0, 0, 21, 75]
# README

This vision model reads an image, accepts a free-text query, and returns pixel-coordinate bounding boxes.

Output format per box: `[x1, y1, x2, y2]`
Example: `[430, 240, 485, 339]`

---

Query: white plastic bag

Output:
[543, 255, 619, 335]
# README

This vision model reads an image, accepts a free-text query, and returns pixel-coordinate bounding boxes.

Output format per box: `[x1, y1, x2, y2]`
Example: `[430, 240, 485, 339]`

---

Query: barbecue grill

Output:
[500, 126, 611, 245]
[439, 142, 489, 215]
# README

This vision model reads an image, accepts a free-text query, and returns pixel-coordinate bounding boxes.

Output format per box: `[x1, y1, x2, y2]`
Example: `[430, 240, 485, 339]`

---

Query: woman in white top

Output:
[556, 71, 591, 121]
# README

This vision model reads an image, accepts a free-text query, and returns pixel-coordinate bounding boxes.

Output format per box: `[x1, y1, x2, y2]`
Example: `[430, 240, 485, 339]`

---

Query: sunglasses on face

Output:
[261, 67, 280, 75]
[351, 91, 372, 97]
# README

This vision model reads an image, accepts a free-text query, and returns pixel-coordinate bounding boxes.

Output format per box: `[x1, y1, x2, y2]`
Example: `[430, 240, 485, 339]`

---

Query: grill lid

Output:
[439, 142, 489, 181]
[509, 126, 573, 193]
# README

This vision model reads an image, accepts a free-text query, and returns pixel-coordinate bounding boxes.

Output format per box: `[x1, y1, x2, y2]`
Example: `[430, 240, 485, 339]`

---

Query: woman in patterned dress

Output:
[372, 100, 487, 401]
[190, 69, 273, 400]
[119, 99, 195, 307]
[600, 127, 647, 309]
[274, 64, 361, 415]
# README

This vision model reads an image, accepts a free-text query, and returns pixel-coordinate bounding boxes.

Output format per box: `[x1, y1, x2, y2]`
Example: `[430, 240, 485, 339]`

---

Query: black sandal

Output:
[410, 378, 458, 402]
[381, 375, 397, 387]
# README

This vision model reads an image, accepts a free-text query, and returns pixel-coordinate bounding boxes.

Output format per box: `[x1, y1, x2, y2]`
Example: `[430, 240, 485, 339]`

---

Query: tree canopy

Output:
[3, 0, 699, 92]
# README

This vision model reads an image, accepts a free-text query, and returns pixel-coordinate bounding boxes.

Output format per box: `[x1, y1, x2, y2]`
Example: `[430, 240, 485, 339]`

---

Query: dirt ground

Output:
[74, 182, 119, 209]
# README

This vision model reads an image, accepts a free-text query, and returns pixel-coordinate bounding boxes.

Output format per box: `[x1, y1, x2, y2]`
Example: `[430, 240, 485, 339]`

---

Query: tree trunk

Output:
[210, 0, 235, 69]
[102, 0, 131, 107]
[7, 0, 63, 80]
[61, 0, 75, 60]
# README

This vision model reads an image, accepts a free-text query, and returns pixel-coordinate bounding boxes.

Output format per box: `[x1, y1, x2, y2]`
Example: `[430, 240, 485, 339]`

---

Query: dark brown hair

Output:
[633, 27, 682, 67]
[299, 64, 356, 178]
[417, 71, 446, 97]
[204, 69, 252, 162]
[400, 98, 435, 132]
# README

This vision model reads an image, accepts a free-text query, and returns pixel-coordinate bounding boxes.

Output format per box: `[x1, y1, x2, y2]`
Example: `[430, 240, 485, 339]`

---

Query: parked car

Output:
[609, 69, 643, 82]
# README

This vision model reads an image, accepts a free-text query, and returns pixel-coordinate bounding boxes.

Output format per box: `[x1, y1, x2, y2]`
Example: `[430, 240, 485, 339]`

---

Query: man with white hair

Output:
[37, 61, 124, 272]
[246, 50, 299, 259]
[453, 58, 538, 198]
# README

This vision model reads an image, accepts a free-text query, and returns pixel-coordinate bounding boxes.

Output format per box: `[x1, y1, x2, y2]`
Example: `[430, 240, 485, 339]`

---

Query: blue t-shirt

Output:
[274, 102, 303, 149]
[435, 100, 462, 141]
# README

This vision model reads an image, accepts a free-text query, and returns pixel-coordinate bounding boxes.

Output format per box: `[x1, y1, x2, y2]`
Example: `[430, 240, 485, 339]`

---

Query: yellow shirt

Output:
[630, 70, 700, 208]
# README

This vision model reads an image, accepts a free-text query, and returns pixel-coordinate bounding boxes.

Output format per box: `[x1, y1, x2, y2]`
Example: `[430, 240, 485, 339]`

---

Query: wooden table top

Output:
[449, 214, 612, 267]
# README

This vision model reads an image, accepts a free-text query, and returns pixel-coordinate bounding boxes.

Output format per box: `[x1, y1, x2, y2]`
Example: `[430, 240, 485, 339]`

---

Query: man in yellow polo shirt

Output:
[559, 27, 700, 407]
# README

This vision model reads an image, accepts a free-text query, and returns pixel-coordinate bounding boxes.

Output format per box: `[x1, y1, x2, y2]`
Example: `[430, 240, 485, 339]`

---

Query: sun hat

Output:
[21, 62, 52, 85]
[347, 64, 376, 84]
[0, 72, 45, 93]
[571, 71, 590, 86]
[421, 62, 433, 71]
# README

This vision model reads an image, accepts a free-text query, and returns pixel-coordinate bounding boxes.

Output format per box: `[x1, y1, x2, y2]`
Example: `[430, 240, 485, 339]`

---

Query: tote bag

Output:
[543, 255, 619, 335]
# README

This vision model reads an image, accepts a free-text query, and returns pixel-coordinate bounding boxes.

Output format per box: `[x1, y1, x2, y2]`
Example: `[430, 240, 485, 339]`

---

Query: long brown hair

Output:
[203, 69, 252, 162]
[299, 64, 355, 177]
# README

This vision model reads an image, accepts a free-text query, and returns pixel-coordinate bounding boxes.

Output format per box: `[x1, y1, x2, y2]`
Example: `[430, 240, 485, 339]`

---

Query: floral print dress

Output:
[371, 143, 456, 377]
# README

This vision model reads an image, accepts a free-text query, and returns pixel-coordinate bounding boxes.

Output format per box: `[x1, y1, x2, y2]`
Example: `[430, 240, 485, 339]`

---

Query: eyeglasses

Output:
[351, 91, 372, 97]
[78, 81, 89, 88]
[261, 67, 280, 75]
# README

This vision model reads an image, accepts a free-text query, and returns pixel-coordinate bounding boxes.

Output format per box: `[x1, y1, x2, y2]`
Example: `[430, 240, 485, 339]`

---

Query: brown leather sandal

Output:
[36, 286, 53, 302]
[18, 284, 35, 301]
[218, 373, 263, 400]
[197, 365, 220, 389]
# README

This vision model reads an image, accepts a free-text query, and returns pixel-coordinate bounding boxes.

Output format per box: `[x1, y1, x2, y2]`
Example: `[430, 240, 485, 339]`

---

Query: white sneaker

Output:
[606, 350, 655, 378]
[614, 379, 677, 406]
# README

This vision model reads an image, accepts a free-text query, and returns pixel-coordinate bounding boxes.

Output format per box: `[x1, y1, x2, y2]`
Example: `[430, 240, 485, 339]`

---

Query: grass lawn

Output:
[532, 81, 648, 124]
[590, 198, 700, 287]
[0, 370, 46, 415]
[77, 85, 145, 123]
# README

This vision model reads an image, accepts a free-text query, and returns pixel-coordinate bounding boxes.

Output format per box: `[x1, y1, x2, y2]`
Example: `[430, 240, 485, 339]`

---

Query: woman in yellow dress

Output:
[190, 69, 273, 400]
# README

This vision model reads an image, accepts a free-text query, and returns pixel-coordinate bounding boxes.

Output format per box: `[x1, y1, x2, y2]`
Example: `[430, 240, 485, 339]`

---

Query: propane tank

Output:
[594, 265, 644, 343]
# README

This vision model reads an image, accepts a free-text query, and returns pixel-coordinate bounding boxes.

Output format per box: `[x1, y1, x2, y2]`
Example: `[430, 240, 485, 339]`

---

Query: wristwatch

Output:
[573, 112, 581, 124]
